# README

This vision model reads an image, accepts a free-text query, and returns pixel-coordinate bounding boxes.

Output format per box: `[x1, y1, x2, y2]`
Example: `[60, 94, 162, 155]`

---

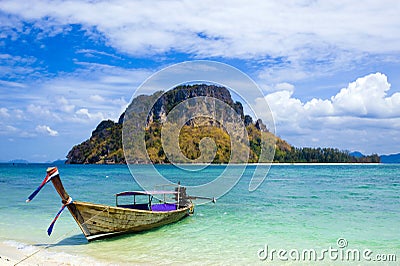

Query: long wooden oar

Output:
[188, 195, 216, 203]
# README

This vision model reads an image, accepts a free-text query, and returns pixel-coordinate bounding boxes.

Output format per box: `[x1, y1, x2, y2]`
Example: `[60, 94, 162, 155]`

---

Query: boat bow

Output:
[26, 167, 194, 241]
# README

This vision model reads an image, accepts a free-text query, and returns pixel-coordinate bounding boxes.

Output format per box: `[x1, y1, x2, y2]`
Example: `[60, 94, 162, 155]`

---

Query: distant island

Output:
[8, 159, 29, 164]
[66, 84, 380, 164]
[380, 153, 400, 163]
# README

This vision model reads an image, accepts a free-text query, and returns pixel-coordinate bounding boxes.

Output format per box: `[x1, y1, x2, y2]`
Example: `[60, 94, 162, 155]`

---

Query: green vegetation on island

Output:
[66, 84, 380, 164]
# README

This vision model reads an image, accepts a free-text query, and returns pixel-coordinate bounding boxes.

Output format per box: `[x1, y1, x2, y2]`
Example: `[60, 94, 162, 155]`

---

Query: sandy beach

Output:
[0, 242, 23, 266]
[0, 240, 108, 266]
[0, 241, 38, 266]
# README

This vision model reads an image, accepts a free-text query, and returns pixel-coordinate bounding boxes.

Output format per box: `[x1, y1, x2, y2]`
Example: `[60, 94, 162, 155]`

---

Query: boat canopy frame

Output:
[115, 185, 184, 211]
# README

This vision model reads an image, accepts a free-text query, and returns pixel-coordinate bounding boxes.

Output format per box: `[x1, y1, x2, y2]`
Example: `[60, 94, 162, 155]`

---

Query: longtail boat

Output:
[26, 167, 194, 241]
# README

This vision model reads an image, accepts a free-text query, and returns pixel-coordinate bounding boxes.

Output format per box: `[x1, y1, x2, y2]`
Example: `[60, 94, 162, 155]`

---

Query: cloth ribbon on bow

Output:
[47, 197, 73, 236]
[26, 167, 59, 203]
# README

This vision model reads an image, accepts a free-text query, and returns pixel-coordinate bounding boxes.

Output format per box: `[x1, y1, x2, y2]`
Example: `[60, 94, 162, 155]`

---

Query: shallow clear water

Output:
[0, 164, 399, 265]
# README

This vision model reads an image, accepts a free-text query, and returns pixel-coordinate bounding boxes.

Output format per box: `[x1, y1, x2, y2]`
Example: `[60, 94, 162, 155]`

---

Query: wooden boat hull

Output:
[67, 201, 191, 241]
[27, 167, 194, 241]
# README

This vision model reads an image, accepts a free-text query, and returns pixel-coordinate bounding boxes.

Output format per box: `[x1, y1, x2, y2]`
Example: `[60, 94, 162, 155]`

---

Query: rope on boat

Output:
[14, 205, 111, 266]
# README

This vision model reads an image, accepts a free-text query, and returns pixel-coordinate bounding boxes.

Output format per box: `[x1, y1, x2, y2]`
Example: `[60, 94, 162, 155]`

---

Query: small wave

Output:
[3, 240, 38, 253]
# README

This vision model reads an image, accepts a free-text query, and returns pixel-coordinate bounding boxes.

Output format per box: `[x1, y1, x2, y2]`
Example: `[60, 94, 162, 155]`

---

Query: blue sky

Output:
[0, 0, 400, 162]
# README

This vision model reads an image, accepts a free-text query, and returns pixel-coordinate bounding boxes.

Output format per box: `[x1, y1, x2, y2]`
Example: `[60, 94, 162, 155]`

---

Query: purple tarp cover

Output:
[151, 203, 177, 212]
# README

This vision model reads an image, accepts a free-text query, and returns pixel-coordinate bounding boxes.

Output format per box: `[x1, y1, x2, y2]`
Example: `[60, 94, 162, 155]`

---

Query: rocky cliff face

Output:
[147, 84, 244, 123]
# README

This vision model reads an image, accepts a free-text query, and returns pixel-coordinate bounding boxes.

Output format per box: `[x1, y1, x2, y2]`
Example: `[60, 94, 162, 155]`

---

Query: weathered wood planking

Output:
[71, 201, 190, 240]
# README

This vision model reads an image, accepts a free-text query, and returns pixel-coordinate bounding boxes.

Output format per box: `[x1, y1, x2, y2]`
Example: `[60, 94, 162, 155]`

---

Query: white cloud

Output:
[89, 94, 105, 103]
[1, 63, 145, 125]
[0, 107, 10, 118]
[262, 90, 303, 125]
[264, 73, 400, 121]
[258, 73, 400, 154]
[27, 104, 61, 121]
[35, 125, 58, 136]
[304, 98, 334, 117]
[258, 63, 311, 83]
[261, 82, 296, 93]
[0, 124, 17, 135]
[14, 109, 24, 119]
[275, 82, 295, 92]
[0, 79, 26, 88]
[1, 1, 399, 63]
[76, 49, 123, 60]
[56, 97, 75, 113]
[75, 108, 104, 122]
[331, 73, 400, 117]
[37, 64, 148, 122]
[0, 53, 39, 80]
[19, 131, 37, 138]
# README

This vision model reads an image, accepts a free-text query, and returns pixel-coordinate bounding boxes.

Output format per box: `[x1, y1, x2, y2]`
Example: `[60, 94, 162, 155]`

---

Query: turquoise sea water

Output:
[0, 164, 399, 265]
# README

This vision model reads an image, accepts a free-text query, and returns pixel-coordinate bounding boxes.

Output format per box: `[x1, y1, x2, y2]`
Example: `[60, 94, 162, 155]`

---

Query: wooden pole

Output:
[48, 167, 70, 204]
